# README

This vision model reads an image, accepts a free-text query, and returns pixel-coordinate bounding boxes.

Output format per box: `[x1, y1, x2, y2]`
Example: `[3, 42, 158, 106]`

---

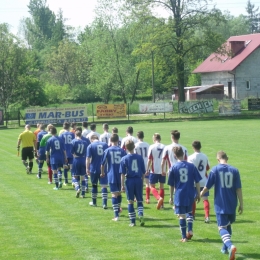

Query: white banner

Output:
[139, 102, 173, 113]
[25, 106, 88, 125]
[179, 101, 214, 114]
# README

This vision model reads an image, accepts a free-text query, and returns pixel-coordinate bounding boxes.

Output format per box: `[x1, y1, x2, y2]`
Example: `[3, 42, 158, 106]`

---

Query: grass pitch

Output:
[0, 119, 260, 260]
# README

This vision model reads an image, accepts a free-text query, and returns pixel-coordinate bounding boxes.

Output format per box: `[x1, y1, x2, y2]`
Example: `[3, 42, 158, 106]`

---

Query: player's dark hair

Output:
[71, 122, 77, 128]
[90, 123, 96, 131]
[173, 146, 183, 158]
[50, 127, 57, 135]
[137, 131, 144, 139]
[125, 140, 135, 152]
[75, 126, 82, 132]
[126, 126, 133, 134]
[171, 130, 180, 140]
[63, 122, 70, 130]
[82, 121, 88, 128]
[103, 123, 109, 130]
[153, 133, 161, 141]
[110, 133, 119, 143]
[112, 127, 118, 134]
[217, 151, 228, 160]
[75, 130, 82, 137]
[192, 141, 201, 150]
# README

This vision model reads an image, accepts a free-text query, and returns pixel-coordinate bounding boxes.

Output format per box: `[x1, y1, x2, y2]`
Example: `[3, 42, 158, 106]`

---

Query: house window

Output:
[246, 81, 250, 90]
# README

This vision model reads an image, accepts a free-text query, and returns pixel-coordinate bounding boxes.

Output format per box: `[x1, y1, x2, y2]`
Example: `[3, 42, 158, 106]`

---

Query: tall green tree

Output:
[246, 0, 260, 33]
[114, 0, 226, 102]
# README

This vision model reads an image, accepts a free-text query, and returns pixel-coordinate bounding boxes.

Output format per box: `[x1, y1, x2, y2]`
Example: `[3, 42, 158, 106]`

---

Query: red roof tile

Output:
[193, 33, 260, 73]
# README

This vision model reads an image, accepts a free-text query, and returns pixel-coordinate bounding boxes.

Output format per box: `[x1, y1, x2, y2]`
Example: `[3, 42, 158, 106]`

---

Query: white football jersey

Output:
[162, 142, 188, 169]
[134, 141, 150, 170]
[82, 129, 91, 138]
[121, 135, 138, 150]
[147, 142, 165, 174]
[86, 131, 100, 140]
[108, 136, 122, 147]
[188, 152, 210, 186]
[99, 132, 111, 144]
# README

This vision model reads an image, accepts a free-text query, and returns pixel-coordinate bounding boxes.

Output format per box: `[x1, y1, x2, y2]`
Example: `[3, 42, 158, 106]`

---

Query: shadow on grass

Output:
[194, 238, 248, 245]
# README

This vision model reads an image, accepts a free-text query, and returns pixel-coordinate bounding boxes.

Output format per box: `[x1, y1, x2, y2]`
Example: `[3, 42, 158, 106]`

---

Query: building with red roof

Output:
[193, 33, 260, 99]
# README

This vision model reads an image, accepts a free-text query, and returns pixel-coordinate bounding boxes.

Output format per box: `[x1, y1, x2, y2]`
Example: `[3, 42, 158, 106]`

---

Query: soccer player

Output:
[60, 122, 75, 185]
[17, 124, 37, 174]
[161, 130, 188, 205]
[86, 135, 108, 207]
[40, 124, 54, 184]
[36, 124, 47, 179]
[201, 151, 243, 259]
[168, 146, 201, 242]
[33, 123, 41, 138]
[121, 126, 137, 150]
[188, 141, 210, 222]
[146, 133, 165, 209]
[101, 134, 126, 220]
[99, 123, 111, 144]
[82, 121, 91, 138]
[70, 122, 77, 133]
[46, 127, 67, 190]
[120, 140, 146, 227]
[71, 130, 88, 198]
[86, 123, 100, 140]
[134, 131, 150, 203]
[108, 127, 122, 147]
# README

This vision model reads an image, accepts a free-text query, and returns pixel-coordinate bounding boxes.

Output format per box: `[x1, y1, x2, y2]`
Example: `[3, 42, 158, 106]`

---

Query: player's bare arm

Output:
[236, 188, 243, 214]
[195, 182, 201, 203]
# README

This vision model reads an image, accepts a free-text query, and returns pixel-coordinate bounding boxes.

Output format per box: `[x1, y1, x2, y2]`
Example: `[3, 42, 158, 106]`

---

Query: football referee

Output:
[17, 124, 37, 174]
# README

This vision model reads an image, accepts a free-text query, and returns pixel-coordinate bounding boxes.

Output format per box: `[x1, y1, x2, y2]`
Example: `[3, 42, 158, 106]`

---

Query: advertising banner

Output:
[219, 100, 241, 115]
[25, 106, 88, 125]
[139, 102, 173, 113]
[179, 100, 213, 114]
[96, 104, 126, 118]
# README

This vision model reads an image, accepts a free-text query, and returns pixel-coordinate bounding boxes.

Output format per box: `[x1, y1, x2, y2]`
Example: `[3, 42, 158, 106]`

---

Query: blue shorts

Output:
[109, 183, 121, 193]
[50, 163, 63, 171]
[38, 147, 46, 161]
[216, 213, 236, 227]
[200, 187, 209, 197]
[145, 173, 150, 179]
[73, 158, 86, 176]
[175, 204, 192, 215]
[91, 172, 108, 185]
[67, 157, 73, 165]
[125, 178, 143, 202]
[149, 174, 166, 184]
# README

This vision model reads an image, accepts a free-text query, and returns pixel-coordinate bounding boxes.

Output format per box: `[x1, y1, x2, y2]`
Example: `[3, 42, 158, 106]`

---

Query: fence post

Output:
[92, 104, 94, 122]
[128, 103, 130, 121]
[18, 109, 21, 126]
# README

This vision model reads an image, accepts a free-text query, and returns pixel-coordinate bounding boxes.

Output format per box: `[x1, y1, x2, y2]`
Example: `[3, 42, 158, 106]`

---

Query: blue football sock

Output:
[128, 204, 136, 224]
[81, 180, 86, 196]
[101, 187, 108, 206]
[186, 213, 193, 232]
[64, 168, 68, 183]
[219, 228, 232, 249]
[137, 202, 144, 217]
[112, 197, 119, 217]
[180, 219, 187, 239]
[92, 185, 98, 205]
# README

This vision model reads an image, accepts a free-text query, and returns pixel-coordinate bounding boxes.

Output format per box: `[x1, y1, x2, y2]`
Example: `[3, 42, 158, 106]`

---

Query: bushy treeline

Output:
[0, 0, 257, 111]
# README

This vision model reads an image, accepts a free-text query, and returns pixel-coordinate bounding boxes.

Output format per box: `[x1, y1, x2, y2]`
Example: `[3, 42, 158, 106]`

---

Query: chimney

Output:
[229, 41, 245, 57]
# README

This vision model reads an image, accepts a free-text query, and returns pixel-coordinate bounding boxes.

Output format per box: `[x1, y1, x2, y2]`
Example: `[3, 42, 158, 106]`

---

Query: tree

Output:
[246, 0, 260, 33]
[114, 0, 226, 102]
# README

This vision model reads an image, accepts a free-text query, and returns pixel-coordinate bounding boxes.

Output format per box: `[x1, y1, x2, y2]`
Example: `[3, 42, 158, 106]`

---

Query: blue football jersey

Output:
[37, 130, 48, 143]
[206, 164, 242, 214]
[71, 138, 88, 157]
[46, 136, 65, 164]
[86, 141, 108, 174]
[59, 131, 75, 159]
[120, 153, 145, 178]
[101, 146, 126, 183]
[168, 161, 202, 206]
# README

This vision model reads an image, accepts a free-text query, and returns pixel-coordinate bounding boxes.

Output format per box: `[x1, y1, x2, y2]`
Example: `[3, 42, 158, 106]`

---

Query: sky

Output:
[0, 0, 260, 34]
